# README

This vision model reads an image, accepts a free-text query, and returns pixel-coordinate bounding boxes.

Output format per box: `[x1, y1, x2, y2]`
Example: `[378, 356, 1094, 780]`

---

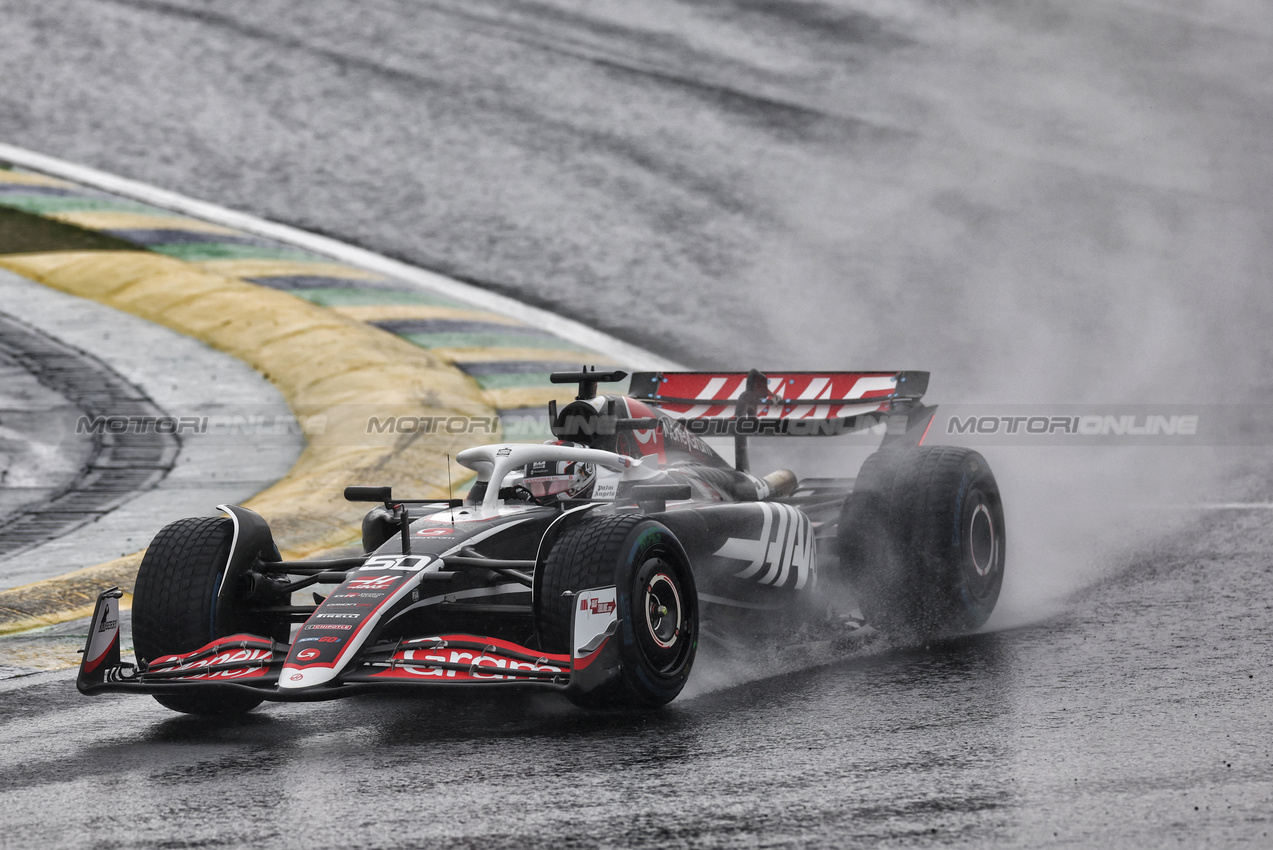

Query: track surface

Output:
[0, 310, 178, 564]
[0, 267, 302, 595]
[1, 1, 1272, 847]
[0, 320, 92, 523]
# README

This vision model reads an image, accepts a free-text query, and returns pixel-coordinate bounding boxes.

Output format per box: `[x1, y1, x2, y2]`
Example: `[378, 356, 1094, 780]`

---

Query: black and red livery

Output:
[78, 368, 1006, 713]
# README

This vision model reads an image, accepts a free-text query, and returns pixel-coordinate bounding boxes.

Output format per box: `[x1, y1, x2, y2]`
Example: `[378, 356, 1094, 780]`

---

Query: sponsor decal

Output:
[83, 596, 121, 672]
[333, 591, 388, 599]
[315, 613, 361, 619]
[636, 373, 911, 427]
[305, 625, 353, 631]
[290, 673, 304, 681]
[658, 418, 716, 457]
[714, 503, 816, 590]
[357, 555, 434, 572]
[372, 636, 572, 681]
[573, 586, 618, 660]
[323, 602, 371, 608]
[628, 432, 666, 464]
[297, 649, 320, 661]
[348, 576, 399, 590]
[579, 596, 616, 615]
[415, 527, 455, 537]
[395, 648, 564, 680]
[654, 373, 893, 410]
[165, 648, 273, 680]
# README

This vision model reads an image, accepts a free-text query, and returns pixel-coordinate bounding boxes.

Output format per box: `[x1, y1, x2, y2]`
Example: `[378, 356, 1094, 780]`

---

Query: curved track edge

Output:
[0, 146, 678, 637]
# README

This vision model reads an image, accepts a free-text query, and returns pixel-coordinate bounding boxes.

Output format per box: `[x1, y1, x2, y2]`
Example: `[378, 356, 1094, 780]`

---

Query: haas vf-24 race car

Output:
[78, 369, 1005, 713]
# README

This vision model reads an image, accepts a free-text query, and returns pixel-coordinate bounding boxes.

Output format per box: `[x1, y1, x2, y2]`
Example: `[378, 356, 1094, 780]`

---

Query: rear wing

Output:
[628, 371, 928, 419]
[628, 370, 934, 471]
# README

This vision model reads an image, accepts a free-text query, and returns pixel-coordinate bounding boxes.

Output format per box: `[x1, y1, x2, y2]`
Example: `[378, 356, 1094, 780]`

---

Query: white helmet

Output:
[523, 442, 596, 502]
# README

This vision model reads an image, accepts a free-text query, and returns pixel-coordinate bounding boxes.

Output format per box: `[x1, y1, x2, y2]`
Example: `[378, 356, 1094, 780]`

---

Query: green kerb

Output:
[397, 332, 587, 351]
[0, 195, 158, 215]
[473, 372, 557, 390]
[150, 243, 322, 262]
[289, 288, 468, 308]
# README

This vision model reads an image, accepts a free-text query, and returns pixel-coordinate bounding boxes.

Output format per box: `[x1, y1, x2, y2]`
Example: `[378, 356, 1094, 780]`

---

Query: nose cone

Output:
[279, 664, 339, 689]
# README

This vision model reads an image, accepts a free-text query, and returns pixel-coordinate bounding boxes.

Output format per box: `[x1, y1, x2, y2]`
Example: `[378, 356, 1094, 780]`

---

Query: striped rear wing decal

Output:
[627, 371, 929, 419]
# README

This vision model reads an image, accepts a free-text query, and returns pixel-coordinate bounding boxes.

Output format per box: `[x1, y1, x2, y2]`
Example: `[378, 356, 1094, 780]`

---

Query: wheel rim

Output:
[968, 501, 997, 578]
[644, 571, 683, 650]
[634, 556, 692, 674]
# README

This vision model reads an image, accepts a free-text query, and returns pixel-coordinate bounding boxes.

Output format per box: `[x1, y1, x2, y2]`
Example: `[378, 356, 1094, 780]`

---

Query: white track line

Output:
[0, 142, 686, 373]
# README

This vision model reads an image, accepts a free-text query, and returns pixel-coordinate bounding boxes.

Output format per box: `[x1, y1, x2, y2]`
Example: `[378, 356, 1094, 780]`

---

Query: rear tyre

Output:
[838, 446, 1005, 638]
[538, 515, 697, 708]
[132, 516, 266, 715]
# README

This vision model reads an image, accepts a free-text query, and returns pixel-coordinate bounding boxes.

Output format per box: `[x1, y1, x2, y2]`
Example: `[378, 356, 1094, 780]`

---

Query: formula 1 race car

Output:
[78, 368, 1005, 714]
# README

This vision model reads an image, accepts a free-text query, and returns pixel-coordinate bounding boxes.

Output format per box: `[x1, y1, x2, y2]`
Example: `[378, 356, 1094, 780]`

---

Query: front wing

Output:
[77, 587, 621, 703]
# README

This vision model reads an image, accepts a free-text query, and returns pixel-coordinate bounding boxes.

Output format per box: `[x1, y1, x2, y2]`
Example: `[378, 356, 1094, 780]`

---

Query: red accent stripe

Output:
[572, 636, 610, 671]
[83, 633, 118, 673]
[407, 634, 570, 664]
[918, 413, 935, 446]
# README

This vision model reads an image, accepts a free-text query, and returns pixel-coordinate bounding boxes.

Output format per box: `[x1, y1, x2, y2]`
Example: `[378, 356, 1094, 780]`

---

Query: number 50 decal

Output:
[358, 555, 435, 572]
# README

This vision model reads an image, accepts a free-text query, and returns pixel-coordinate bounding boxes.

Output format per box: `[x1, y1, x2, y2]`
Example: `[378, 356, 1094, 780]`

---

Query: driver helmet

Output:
[523, 441, 596, 502]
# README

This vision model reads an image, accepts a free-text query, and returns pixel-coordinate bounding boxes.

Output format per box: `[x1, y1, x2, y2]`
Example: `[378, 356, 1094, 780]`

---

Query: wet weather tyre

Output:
[838, 446, 1005, 639]
[132, 516, 264, 715]
[538, 515, 697, 709]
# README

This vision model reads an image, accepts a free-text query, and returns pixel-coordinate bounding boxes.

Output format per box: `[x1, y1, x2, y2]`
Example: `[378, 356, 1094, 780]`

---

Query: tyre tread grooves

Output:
[131, 515, 263, 715]
[539, 514, 647, 652]
[838, 446, 1004, 636]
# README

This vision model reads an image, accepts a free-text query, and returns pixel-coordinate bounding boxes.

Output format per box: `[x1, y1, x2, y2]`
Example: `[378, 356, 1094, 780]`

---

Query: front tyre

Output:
[132, 516, 265, 715]
[838, 446, 1005, 639]
[538, 515, 697, 708]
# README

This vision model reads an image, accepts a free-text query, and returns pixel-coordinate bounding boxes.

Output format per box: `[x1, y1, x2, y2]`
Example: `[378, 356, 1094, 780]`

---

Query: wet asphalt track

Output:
[3, 512, 1270, 849]
[2, 0, 1273, 847]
